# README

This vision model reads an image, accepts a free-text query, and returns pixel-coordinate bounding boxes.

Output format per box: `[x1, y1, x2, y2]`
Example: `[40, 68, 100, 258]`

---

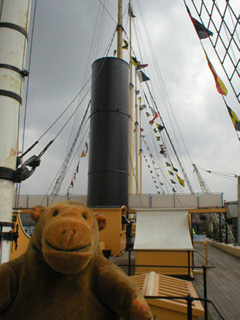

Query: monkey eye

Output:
[82, 213, 87, 220]
[53, 210, 59, 217]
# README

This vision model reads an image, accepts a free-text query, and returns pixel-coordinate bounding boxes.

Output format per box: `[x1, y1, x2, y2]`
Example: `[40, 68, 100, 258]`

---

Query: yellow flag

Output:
[176, 173, 185, 187]
[122, 39, 128, 50]
[130, 56, 140, 67]
[81, 151, 86, 157]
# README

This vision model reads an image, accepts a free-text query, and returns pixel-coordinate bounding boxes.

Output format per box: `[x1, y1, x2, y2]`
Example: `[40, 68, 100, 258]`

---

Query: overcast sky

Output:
[19, 0, 239, 202]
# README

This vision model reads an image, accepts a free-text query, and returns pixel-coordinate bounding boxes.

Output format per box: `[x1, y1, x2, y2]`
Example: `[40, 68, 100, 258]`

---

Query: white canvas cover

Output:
[134, 210, 193, 250]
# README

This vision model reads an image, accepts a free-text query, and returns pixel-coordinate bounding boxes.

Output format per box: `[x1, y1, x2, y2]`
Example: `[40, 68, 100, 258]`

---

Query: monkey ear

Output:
[95, 213, 107, 231]
[31, 205, 47, 223]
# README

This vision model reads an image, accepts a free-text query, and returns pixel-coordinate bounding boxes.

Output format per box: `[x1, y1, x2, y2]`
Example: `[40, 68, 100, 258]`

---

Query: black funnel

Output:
[87, 57, 129, 207]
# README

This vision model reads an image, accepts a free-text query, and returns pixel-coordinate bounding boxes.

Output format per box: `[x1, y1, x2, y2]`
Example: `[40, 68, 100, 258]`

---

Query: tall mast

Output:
[0, 0, 32, 263]
[117, 0, 123, 59]
[134, 70, 139, 194]
[139, 97, 143, 194]
[128, 0, 134, 194]
[117, 0, 134, 195]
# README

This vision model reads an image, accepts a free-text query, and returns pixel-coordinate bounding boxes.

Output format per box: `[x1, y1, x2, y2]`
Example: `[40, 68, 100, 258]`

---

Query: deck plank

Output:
[111, 244, 240, 320]
[193, 243, 240, 320]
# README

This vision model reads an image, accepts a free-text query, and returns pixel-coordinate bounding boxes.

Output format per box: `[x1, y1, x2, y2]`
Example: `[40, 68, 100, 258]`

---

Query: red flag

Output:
[205, 54, 228, 96]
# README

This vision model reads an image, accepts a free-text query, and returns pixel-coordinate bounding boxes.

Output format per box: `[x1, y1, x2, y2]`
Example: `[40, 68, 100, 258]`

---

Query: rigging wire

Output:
[141, 138, 172, 193]
[196, 164, 238, 180]
[53, 89, 91, 142]
[98, 0, 116, 24]
[215, 0, 239, 68]
[227, 3, 239, 43]
[103, 29, 117, 57]
[40, 113, 90, 205]
[65, 0, 113, 162]
[15, 0, 120, 204]
[20, 77, 92, 160]
[94, 0, 109, 57]
[51, 100, 91, 197]
[188, 0, 240, 103]
[145, 81, 194, 193]
[39, 79, 91, 142]
[57, 1, 116, 159]
[82, 1, 108, 82]
[64, 126, 90, 195]
[134, 0, 196, 193]
[135, 0, 197, 176]
[136, 97, 181, 194]
[128, 62, 186, 192]
[49, 6, 117, 197]
[17, 84, 91, 206]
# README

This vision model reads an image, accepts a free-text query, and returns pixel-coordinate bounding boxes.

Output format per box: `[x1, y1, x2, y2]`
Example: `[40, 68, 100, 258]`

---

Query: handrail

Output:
[114, 248, 216, 278]
[111, 247, 227, 320]
[144, 295, 227, 320]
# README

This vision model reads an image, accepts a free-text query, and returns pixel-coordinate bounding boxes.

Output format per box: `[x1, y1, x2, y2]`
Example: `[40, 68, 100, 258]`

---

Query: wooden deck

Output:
[111, 243, 240, 320]
[193, 243, 240, 320]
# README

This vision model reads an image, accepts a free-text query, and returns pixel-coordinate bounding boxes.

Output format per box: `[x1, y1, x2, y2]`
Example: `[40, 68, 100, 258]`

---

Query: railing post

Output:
[128, 248, 132, 276]
[192, 249, 195, 272]
[219, 213, 223, 242]
[149, 194, 152, 208]
[187, 294, 193, 320]
[225, 222, 228, 244]
[224, 213, 229, 244]
[188, 250, 191, 279]
[203, 265, 208, 320]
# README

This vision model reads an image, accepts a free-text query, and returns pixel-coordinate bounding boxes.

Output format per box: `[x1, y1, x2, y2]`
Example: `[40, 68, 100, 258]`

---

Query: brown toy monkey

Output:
[0, 201, 152, 320]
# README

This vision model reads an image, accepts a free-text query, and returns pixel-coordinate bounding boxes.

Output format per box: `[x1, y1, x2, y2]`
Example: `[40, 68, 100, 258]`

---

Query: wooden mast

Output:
[0, 0, 32, 263]
[117, 0, 123, 59]
[117, 0, 134, 195]
[135, 70, 139, 194]
[139, 97, 143, 194]
[128, 0, 134, 194]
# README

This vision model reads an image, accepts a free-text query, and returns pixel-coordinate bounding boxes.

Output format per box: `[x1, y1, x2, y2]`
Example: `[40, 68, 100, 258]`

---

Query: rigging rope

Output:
[134, 1, 199, 192]
[40, 79, 91, 142]
[197, 164, 238, 180]
[65, 128, 90, 196]
[135, 96, 184, 194]
[188, 0, 240, 103]
[20, 78, 92, 161]
[98, 0, 116, 24]
[133, 0, 196, 193]
[51, 100, 91, 197]
[145, 82, 194, 193]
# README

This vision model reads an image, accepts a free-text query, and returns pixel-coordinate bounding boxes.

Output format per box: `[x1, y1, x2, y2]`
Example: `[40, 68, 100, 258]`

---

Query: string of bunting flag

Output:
[121, 2, 198, 193]
[66, 142, 88, 195]
[124, 35, 188, 192]
[184, 0, 240, 140]
[141, 137, 169, 194]
[136, 92, 186, 192]
[141, 133, 185, 193]
[139, 89, 186, 190]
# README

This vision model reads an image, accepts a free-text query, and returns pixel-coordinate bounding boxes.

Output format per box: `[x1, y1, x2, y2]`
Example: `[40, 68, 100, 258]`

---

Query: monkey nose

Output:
[62, 229, 76, 247]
